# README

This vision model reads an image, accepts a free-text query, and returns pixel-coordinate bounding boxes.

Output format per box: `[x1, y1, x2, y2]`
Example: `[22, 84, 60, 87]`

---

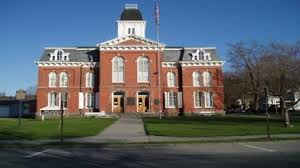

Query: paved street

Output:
[1, 140, 300, 168]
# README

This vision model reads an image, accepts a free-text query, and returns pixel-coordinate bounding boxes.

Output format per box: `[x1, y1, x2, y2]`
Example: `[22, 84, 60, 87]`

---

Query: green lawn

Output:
[0, 118, 116, 140]
[143, 117, 300, 137]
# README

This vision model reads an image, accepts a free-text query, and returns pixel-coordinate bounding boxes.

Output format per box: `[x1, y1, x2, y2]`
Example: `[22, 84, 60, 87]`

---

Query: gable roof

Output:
[98, 35, 165, 47]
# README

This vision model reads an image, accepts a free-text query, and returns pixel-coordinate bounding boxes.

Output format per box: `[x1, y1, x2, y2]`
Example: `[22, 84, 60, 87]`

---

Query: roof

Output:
[39, 48, 99, 62]
[163, 47, 221, 62]
[120, 8, 143, 21]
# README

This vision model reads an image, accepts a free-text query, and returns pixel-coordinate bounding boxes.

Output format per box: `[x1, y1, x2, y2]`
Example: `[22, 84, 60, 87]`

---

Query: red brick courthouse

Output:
[35, 4, 225, 117]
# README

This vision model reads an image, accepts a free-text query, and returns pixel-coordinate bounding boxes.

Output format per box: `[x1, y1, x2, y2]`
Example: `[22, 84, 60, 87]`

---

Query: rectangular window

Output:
[194, 91, 203, 108]
[204, 92, 213, 108]
[165, 92, 176, 108]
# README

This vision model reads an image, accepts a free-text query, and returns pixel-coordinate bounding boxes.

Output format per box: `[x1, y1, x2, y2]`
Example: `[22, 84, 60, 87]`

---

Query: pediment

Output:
[98, 35, 165, 47]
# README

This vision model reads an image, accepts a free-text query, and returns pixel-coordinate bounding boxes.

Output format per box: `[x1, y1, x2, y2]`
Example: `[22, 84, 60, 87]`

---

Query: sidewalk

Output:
[69, 114, 149, 143]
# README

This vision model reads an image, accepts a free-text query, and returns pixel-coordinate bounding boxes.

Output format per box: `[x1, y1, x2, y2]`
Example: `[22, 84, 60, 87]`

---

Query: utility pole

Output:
[264, 87, 271, 140]
[60, 96, 64, 143]
[154, 0, 162, 119]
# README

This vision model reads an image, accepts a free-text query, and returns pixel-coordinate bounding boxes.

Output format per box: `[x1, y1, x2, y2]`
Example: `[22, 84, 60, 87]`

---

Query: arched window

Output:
[203, 71, 212, 87]
[59, 72, 68, 88]
[137, 57, 149, 82]
[86, 72, 94, 88]
[57, 50, 63, 61]
[49, 72, 57, 87]
[194, 91, 204, 108]
[167, 72, 176, 87]
[112, 57, 124, 83]
[193, 72, 202, 87]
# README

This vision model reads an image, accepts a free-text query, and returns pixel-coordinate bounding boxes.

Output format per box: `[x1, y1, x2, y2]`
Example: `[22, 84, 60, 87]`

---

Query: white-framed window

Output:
[48, 92, 58, 107]
[167, 72, 176, 87]
[49, 49, 69, 61]
[59, 72, 68, 88]
[193, 72, 202, 87]
[137, 56, 149, 82]
[204, 92, 214, 108]
[49, 72, 57, 88]
[194, 91, 204, 108]
[164, 92, 177, 108]
[86, 72, 94, 88]
[85, 92, 95, 108]
[112, 57, 124, 83]
[128, 28, 131, 35]
[61, 92, 68, 108]
[203, 71, 212, 87]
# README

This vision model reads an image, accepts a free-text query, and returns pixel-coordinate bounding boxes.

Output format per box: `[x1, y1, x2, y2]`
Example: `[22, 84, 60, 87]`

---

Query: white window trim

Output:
[165, 92, 176, 109]
[59, 72, 68, 88]
[137, 56, 150, 83]
[204, 92, 214, 108]
[203, 71, 212, 87]
[167, 72, 176, 88]
[194, 91, 203, 108]
[193, 72, 202, 87]
[49, 72, 57, 88]
[112, 57, 125, 83]
[85, 72, 94, 88]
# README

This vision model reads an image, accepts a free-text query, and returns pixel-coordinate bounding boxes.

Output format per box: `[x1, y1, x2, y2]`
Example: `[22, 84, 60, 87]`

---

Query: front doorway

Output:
[112, 92, 124, 113]
[137, 92, 150, 113]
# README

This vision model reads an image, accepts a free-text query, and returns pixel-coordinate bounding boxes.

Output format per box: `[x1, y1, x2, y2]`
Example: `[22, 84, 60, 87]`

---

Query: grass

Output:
[143, 116, 300, 137]
[0, 118, 117, 140]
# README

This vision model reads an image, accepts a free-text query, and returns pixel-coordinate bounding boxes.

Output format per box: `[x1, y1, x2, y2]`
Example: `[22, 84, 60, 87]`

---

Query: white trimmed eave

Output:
[99, 45, 165, 51]
[35, 61, 99, 68]
[162, 62, 177, 67]
[179, 61, 225, 67]
[97, 35, 165, 47]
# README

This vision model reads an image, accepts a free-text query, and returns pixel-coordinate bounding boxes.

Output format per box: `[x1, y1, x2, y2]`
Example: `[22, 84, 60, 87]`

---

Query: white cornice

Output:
[179, 61, 224, 67]
[97, 35, 165, 47]
[45, 47, 97, 51]
[162, 62, 177, 67]
[35, 61, 98, 68]
[100, 46, 165, 51]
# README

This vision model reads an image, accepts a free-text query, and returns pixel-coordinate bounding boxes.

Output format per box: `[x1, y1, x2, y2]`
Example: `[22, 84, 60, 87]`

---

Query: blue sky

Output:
[1, 0, 299, 95]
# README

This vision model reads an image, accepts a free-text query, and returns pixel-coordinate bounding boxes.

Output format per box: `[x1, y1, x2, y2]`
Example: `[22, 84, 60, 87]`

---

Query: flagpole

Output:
[155, 0, 162, 119]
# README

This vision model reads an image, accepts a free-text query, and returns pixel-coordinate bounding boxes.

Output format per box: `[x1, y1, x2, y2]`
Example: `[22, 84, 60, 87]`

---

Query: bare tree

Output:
[260, 42, 300, 127]
[227, 41, 265, 112]
[227, 41, 300, 127]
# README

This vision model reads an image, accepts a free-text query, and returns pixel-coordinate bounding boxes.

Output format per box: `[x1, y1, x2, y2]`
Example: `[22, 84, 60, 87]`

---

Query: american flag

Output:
[154, 0, 160, 25]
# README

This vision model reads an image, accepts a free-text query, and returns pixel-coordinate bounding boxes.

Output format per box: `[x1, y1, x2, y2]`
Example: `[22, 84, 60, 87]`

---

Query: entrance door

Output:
[137, 92, 149, 113]
[112, 92, 124, 113]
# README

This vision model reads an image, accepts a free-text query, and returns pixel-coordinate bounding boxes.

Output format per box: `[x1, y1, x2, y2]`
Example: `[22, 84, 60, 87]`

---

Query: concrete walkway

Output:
[70, 114, 149, 143]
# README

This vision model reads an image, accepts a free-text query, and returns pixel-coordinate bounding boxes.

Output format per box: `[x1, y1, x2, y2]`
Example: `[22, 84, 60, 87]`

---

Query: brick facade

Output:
[35, 4, 224, 117]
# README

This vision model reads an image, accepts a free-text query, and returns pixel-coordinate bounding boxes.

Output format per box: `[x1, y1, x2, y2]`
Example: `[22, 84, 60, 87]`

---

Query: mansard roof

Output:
[163, 47, 221, 62]
[39, 47, 99, 62]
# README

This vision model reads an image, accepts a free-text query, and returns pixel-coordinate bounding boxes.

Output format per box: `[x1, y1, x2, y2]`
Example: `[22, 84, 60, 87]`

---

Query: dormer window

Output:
[190, 48, 211, 61]
[49, 49, 70, 61]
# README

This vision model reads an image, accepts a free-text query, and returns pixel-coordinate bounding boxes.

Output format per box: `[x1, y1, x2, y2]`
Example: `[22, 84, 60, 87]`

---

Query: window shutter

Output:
[48, 93, 51, 107]
[95, 92, 99, 109]
[79, 92, 84, 109]
[178, 92, 183, 108]
[85, 93, 88, 108]
[164, 92, 168, 108]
